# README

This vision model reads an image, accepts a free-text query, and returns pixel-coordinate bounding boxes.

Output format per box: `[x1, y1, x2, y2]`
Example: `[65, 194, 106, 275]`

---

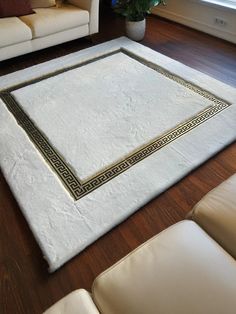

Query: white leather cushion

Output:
[19, 4, 89, 38]
[43, 289, 99, 314]
[30, 0, 56, 8]
[93, 221, 236, 314]
[0, 17, 32, 48]
[190, 173, 236, 259]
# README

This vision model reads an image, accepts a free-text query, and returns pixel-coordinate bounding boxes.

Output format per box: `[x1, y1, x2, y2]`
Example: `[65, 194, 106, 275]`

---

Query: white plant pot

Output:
[126, 19, 146, 41]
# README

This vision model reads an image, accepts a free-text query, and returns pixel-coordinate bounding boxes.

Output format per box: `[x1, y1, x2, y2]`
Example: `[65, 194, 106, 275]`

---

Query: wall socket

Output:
[214, 17, 227, 27]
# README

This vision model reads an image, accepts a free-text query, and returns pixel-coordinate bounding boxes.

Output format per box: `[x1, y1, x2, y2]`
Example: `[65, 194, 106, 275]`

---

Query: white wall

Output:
[152, 0, 236, 43]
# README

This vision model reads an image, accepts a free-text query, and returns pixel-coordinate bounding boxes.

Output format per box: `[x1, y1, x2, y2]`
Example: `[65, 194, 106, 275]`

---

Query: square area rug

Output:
[0, 37, 235, 271]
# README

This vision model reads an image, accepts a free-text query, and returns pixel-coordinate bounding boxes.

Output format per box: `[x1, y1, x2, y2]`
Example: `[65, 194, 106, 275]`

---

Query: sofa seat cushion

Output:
[0, 17, 32, 48]
[189, 173, 236, 260]
[19, 4, 89, 38]
[93, 221, 236, 314]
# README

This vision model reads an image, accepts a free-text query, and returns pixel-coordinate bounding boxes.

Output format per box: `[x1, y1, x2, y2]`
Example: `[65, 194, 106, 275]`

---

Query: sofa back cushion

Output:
[30, 0, 56, 8]
[19, 4, 89, 38]
[0, 0, 34, 18]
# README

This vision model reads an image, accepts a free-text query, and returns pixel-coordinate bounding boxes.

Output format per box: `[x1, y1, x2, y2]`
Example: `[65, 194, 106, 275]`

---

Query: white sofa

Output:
[0, 0, 99, 61]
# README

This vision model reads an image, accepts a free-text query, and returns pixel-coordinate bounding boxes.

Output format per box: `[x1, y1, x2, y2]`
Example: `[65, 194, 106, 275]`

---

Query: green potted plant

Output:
[112, 0, 165, 41]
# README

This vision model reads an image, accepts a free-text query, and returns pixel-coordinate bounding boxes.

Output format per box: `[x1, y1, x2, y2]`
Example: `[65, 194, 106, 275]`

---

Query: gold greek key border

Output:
[0, 50, 231, 200]
[0, 93, 83, 199]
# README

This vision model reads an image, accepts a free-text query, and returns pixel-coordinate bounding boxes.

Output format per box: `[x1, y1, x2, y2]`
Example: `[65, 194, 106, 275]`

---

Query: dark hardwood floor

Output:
[1, 5, 236, 314]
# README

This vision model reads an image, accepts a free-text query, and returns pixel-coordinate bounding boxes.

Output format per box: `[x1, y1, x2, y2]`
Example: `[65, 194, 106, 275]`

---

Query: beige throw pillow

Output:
[30, 0, 56, 8]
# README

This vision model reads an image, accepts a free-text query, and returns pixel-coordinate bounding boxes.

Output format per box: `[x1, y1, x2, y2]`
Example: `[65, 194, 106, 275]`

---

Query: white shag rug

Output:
[0, 37, 235, 271]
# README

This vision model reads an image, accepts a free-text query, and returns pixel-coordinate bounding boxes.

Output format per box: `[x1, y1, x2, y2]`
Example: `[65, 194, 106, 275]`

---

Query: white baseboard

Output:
[152, 7, 236, 44]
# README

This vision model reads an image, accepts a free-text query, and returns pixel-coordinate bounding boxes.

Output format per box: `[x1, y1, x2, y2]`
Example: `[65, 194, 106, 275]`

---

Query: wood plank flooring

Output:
[0, 6, 236, 314]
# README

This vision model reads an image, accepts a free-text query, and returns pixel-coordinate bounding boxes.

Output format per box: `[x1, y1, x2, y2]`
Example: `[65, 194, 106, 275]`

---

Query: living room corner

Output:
[0, 1, 236, 314]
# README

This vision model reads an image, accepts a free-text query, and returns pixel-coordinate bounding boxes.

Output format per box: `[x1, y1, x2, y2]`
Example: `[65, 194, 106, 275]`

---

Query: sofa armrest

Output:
[188, 173, 236, 259]
[43, 289, 100, 314]
[67, 0, 99, 34]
